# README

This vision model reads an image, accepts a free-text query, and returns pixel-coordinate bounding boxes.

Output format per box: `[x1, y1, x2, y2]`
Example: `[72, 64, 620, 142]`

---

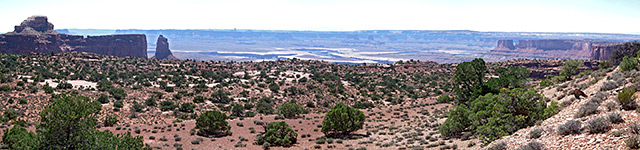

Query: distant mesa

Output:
[489, 39, 624, 61]
[151, 35, 178, 60]
[13, 16, 56, 34]
[0, 16, 147, 58]
[495, 40, 516, 50]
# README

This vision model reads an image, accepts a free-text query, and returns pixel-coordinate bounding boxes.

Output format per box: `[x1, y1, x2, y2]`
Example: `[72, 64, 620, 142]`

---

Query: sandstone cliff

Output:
[151, 35, 177, 59]
[0, 16, 147, 58]
[487, 39, 624, 61]
[495, 39, 516, 50]
[590, 44, 623, 60]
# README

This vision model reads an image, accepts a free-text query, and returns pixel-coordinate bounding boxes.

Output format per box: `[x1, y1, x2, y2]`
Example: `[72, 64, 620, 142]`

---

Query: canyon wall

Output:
[590, 44, 622, 60]
[494, 40, 516, 50]
[0, 16, 147, 58]
[488, 39, 624, 61]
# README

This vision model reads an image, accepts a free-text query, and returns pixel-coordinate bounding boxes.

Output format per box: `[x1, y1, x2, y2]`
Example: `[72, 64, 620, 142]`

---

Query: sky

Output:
[0, 0, 638, 34]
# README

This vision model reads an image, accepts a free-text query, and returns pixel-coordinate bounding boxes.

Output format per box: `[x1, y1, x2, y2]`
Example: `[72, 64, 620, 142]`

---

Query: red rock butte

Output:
[0, 16, 147, 58]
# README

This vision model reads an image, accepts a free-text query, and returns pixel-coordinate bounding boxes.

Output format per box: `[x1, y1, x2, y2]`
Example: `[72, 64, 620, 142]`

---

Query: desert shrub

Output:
[321, 103, 365, 136]
[278, 102, 306, 118]
[557, 120, 581, 135]
[256, 97, 275, 114]
[2, 126, 40, 149]
[113, 100, 124, 108]
[604, 101, 617, 111]
[231, 103, 244, 117]
[108, 88, 127, 100]
[160, 101, 178, 111]
[575, 101, 599, 118]
[529, 128, 543, 139]
[543, 101, 559, 119]
[626, 135, 640, 149]
[193, 95, 206, 103]
[145, 98, 157, 107]
[517, 141, 545, 150]
[559, 59, 583, 80]
[621, 56, 640, 72]
[97, 94, 109, 104]
[608, 112, 624, 124]
[36, 95, 143, 149]
[617, 87, 638, 110]
[439, 105, 470, 137]
[56, 81, 73, 89]
[468, 88, 548, 143]
[436, 95, 452, 104]
[104, 114, 118, 127]
[599, 60, 612, 70]
[453, 58, 487, 105]
[179, 103, 195, 113]
[352, 102, 374, 109]
[600, 81, 619, 91]
[539, 79, 553, 87]
[487, 142, 507, 150]
[196, 111, 231, 136]
[631, 123, 640, 134]
[586, 116, 611, 134]
[255, 121, 298, 147]
[610, 42, 640, 65]
[3, 108, 19, 120]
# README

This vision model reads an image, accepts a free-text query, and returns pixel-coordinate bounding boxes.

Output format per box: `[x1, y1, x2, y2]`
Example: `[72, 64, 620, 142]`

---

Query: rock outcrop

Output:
[590, 44, 623, 60]
[151, 35, 177, 59]
[495, 40, 516, 50]
[0, 16, 147, 58]
[487, 39, 624, 61]
[13, 16, 56, 34]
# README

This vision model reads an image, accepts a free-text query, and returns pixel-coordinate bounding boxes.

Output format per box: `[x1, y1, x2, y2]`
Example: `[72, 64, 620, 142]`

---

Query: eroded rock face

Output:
[487, 39, 624, 61]
[495, 40, 516, 50]
[13, 16, 55, 34]
[590, 44, 623, 60]
[0, 16, 147, 58]
[151, 35, 177, 59]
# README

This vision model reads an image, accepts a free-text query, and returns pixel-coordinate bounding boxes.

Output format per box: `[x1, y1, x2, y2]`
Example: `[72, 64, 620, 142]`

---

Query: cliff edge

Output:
[0, 16, 147, 58]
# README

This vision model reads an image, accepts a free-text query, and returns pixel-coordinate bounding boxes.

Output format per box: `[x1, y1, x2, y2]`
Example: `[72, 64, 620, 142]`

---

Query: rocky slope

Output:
[0, 16, 147, 58]
[488, 66, 640, 149]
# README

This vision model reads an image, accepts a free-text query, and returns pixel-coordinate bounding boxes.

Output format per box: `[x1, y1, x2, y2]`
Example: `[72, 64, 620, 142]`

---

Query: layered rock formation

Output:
[0, 16, 147, 58]
[486, 39, 624, 61]
[495, 40, 516, 50]
[151, 35, 177, 59]
[590, 44, 623, 60]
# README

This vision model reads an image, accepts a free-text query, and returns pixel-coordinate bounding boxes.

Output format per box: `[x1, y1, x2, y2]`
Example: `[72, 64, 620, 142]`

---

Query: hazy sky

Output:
[0, 0, 638, 33]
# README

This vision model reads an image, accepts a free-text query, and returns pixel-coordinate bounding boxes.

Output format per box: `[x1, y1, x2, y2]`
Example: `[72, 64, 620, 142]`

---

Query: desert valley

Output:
[0, 1, 640, 150]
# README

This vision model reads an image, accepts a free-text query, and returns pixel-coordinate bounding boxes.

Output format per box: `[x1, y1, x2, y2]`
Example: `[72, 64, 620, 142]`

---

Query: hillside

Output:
[0, 51, 637, 149]
[488, 65, 640, 149]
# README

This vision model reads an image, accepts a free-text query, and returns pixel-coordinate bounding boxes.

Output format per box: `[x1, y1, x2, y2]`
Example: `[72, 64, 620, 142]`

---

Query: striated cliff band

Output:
[0, 16, 147, 58]
[486, 39, 624, 61]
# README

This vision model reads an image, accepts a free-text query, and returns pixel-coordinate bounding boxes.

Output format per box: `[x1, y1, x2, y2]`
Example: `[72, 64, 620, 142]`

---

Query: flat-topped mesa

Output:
[490, 39, 625, 60]
[151, 35, 177, 59]
[495, 40, 516, 50]
[0, 16, 147, 58]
